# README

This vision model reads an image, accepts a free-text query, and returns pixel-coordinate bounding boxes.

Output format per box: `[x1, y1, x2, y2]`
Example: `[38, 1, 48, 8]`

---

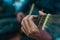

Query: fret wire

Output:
[38, 15, 47, 29]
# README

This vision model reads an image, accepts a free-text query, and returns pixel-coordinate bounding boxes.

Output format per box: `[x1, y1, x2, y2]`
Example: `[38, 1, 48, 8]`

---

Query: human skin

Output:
[21, 11, 52, 40]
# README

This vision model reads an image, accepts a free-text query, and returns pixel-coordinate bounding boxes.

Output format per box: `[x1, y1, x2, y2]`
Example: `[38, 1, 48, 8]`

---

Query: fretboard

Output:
[37, 14, 51, 30]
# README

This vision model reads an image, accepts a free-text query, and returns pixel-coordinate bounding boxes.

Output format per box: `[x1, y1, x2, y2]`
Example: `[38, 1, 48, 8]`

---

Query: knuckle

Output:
[25, 15, 31, 21]
[27, 18, 30, 21]
[28, 31, 32, 35]
[23, 17, 27, 21]
[29, 31, 34, 34]
[24, 18, 27, 20]
[27, 16, 31, 21]
[31, 30, 35, 33]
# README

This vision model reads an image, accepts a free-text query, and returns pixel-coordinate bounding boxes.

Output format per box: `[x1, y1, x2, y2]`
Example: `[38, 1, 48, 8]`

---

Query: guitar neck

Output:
[38, 14, 51, 30]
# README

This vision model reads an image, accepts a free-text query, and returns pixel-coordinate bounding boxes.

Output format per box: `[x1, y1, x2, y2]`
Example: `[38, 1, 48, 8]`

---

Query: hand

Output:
[17, 12, 24, 22]
[21, 15, 40, 38]
[21, 11, 52, 40]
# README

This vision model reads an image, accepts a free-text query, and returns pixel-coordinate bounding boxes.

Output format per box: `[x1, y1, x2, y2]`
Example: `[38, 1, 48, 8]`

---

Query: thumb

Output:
[17, 12, 24, 22]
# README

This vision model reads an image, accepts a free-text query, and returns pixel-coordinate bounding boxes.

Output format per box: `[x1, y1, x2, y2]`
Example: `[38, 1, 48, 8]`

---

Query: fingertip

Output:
[39, 11, 46, 15]
[29, 15, 38, 20]
[32, 15, 38, 18]
[32, 15, 38, 19]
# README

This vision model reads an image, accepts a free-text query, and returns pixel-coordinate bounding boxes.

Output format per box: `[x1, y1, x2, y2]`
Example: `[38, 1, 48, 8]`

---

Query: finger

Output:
[18, 12, 24, 17]
[28, 15, 37, 21]
[21, 27, 27, 34]
[23, 15, 31, 32]
[17, 12, 23, 19]
[27, 15, 39, 31]
[39, 11, 46, 15]
[21, 27, 31, 37]
[17, 12, 24, 22]
[21, 27, 26, 33]
[21, 21, 28, 33]
[21, 15, 31, 33]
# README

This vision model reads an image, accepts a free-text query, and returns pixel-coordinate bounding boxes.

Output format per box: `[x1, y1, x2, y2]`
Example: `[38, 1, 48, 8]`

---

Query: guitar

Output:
[29, 3, 52, 30]
[37, 14, 51, 30]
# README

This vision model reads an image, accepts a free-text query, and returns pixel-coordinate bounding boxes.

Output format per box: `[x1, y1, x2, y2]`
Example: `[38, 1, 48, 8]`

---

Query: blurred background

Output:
[0, 0, 60, 40]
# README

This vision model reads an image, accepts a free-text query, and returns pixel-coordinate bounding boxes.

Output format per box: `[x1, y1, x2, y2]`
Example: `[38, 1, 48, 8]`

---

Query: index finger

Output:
[27, 15, 38, 29]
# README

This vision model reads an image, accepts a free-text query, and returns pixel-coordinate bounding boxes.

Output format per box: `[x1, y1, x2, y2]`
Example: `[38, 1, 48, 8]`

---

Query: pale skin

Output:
[21, 11, 52, 40]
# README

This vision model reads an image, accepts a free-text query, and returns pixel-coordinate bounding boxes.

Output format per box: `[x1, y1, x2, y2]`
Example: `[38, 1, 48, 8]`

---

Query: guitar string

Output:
[38, 16, 44, 28]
